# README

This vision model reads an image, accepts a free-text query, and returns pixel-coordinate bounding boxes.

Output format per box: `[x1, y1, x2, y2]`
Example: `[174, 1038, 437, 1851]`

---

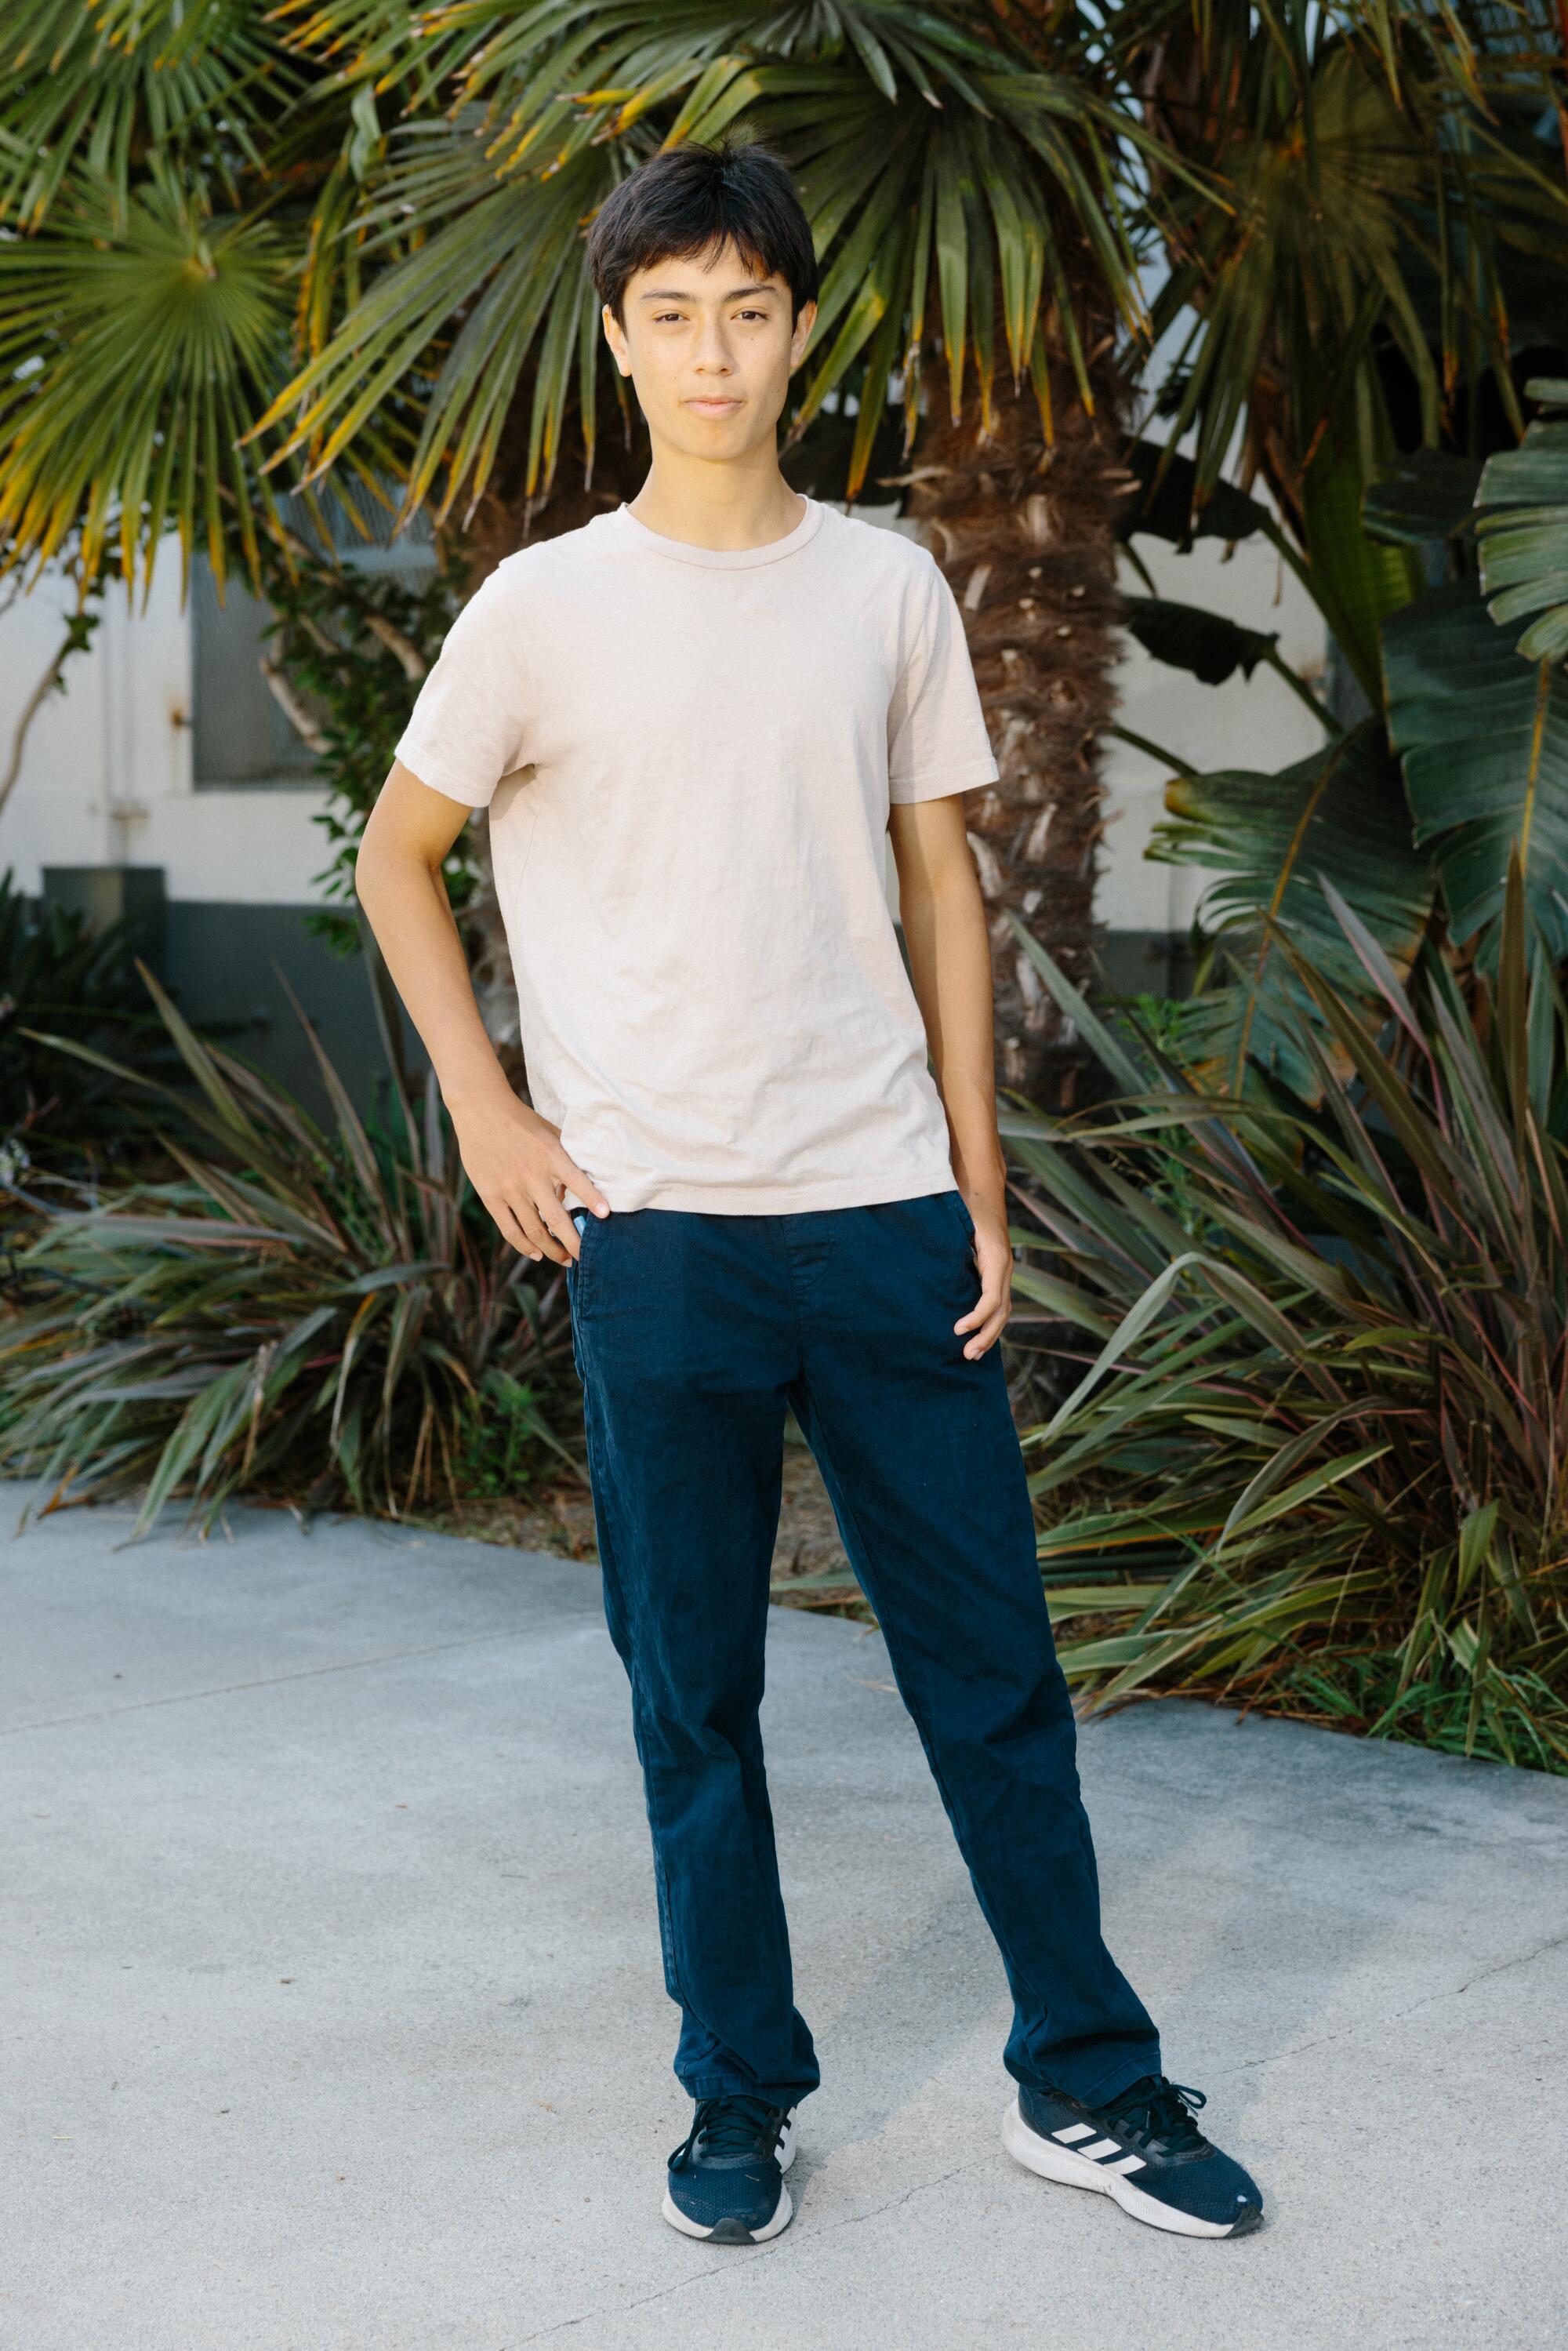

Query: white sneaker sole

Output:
[662, 2116, 797, 2244]
[1001, 2098, 1255, 2239]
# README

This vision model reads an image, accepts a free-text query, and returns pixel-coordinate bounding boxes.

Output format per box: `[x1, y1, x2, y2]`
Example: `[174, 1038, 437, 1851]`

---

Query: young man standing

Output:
[356, 139, 1263, 2248]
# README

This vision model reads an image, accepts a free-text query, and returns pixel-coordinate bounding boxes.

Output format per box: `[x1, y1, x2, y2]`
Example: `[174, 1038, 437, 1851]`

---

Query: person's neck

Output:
[626, 449, 805, 553]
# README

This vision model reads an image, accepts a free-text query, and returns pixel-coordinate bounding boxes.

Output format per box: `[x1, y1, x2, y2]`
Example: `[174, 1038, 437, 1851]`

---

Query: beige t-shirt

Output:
[394, 495, 999, 1213]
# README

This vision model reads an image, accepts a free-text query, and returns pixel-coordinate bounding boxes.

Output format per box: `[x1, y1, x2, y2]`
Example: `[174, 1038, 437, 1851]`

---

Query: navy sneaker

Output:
[662, 2093, 797, 2244]
[1004, 2073, 1263, 2238]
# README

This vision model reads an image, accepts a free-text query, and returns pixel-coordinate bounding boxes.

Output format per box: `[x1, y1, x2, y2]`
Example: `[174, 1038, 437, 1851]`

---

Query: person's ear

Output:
[789, 299, 817, 371]
[601, 303, 633, 379]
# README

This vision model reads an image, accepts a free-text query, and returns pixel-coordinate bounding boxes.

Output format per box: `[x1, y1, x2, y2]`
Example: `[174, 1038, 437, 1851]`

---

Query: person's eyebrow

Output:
[637, 285, 782, 303]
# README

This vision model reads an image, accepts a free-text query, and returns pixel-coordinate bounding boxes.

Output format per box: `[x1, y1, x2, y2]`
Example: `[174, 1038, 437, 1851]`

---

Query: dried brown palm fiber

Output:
[904, 372, 1129, 1107]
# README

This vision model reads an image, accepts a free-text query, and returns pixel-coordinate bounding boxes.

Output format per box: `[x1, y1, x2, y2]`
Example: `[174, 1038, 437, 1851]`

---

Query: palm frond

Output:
[256, 0, 1155, 509]
[0, 160, 299, 594]
[0, 0, 296, 227]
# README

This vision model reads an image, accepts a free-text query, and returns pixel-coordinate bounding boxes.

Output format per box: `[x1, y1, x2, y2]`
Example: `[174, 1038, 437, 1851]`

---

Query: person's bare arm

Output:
[354, 761, 608, 1264]
[887, 794, 1011, 1358]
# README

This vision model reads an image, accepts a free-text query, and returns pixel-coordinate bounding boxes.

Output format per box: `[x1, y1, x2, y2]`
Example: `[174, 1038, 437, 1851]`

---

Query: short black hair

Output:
[586, 136, 818, 323]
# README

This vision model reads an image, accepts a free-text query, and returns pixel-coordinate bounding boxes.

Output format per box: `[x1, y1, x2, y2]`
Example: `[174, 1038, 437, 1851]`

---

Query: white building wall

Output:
[1, 556, 332, 904]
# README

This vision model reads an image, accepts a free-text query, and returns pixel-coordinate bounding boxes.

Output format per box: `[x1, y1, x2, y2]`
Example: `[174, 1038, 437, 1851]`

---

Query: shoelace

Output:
[1102, 2074, 1210, 2157]
[669, 2093, 786, 2171]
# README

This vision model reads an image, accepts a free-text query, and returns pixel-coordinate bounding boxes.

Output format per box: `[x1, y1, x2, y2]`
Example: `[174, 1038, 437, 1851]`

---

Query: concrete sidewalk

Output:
[5, 1495, 1565, 2351]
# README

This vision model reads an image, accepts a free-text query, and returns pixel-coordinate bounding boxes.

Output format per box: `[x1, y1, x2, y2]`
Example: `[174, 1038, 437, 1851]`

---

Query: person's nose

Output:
[691, 314, 734, 374]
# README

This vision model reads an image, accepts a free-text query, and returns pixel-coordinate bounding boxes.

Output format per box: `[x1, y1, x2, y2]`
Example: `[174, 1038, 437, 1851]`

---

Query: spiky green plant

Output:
[0, 870, 173, 1168]
[0, 971, 575, 1531]
[1000, 869, 1568, 1771]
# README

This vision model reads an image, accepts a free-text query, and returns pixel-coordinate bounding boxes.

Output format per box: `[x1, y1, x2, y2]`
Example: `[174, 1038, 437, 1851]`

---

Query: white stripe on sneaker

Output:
[1102, 2153, 1147, 2175]
[1002, 2100, 1247, 2240]
[1080, 2138, 1123, 2160]
[1052, 2124, 1098, 2144]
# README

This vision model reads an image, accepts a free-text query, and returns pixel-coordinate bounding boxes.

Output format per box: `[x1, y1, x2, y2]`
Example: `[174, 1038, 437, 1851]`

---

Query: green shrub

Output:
[1004, 871, 1568, 1771]
[0, 973, 576, 1530]
[0, 870, 172, 1171]
[455, 1368, 578, 1502]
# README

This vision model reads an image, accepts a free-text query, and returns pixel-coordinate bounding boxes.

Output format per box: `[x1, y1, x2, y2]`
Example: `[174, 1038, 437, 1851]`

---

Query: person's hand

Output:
[450, 1092, 608, 1263]
[954, 1198, 1012, 1359]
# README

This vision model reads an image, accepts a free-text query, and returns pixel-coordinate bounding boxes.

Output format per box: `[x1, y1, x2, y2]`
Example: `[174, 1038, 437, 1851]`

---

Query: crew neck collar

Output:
[605, 494, 826, 569]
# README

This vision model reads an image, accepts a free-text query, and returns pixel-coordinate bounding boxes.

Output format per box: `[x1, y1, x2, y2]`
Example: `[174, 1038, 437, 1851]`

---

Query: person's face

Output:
[602, 239, 816, 463]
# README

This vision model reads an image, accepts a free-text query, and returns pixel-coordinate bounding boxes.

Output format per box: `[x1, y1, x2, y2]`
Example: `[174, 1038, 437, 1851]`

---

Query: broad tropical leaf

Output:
[1382, 581, 1568, 959]
[1122, 597, 1279, 688]
[1475, 377, 1568, 663]
[1298, 430, 1425, 698]
[1119, 590, 1335, 731]
[1363, 449, 1483, 547]
[1146, 719, 1436, 1097]
[1116, 438, 1272, 548]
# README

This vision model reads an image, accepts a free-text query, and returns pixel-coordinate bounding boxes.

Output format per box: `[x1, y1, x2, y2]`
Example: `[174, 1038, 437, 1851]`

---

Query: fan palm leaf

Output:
[0, 0, 296, 228]
[0, 158, 298, 593]
[252, 2, 1164, 518]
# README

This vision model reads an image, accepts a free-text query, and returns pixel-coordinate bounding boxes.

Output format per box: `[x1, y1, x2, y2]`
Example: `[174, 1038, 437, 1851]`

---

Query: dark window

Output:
[191, 481, 436, 791]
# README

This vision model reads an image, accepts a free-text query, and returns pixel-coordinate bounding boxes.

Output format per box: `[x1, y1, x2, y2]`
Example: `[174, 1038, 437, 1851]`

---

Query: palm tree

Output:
[1, 2, 1166, 1102]
[1083, 3, 1568, 1096]
[1116, 1, 1563, 693]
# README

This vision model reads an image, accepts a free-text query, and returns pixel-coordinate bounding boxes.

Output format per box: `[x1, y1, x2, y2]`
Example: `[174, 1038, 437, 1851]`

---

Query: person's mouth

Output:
[686, 396, 743, 417]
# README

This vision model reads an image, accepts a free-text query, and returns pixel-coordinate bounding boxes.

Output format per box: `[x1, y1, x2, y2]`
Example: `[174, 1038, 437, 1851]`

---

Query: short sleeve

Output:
[393, 565, 533, 809]
[887, 554, 1000, 805]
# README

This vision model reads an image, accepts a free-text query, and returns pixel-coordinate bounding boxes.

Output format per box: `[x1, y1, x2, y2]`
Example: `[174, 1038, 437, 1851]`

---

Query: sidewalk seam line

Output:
[1, 1621, 596, 1737]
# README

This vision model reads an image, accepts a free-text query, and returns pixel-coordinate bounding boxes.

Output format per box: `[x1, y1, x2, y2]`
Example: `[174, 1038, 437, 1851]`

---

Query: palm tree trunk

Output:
[906, 366, 1127, 1110]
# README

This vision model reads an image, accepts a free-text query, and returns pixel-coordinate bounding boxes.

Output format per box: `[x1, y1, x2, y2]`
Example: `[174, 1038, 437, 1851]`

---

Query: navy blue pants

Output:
[566, 1190, 1160, 2111]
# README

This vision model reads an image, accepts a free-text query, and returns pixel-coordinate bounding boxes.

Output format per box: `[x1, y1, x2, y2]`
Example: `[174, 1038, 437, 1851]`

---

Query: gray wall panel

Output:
[162, 903, 426, 1121]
